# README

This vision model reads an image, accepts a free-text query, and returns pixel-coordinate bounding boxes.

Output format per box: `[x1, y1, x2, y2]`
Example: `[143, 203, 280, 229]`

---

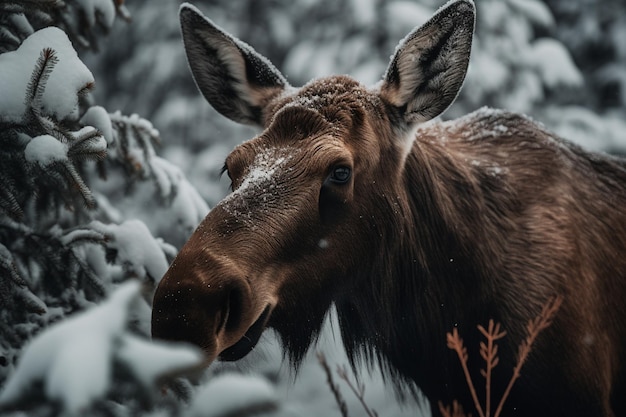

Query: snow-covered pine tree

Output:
[0, 1, 211, 415]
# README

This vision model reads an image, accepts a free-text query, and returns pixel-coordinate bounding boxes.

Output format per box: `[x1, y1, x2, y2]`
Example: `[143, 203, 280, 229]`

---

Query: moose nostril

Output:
[216, 287, 243, 335]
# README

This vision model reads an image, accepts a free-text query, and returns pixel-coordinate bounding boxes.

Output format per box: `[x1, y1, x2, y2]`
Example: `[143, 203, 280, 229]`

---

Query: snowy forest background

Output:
[1, 0, 625, 416]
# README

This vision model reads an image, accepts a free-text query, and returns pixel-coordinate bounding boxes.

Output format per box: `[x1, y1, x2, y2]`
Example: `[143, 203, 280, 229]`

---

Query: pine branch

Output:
[0, 173, 23, 219]
[0, 243, 24, 306]
[59, 227, 108, 247]
[317, 352, 349, 417]
[67, 127, 107, 161]
[0, 24, 21, 51]
[13, 284, 47, 314]
[447, 328, 485, 417]
[24, 47, 58, 117]
[0, 242, 26, 287]
[59, 160, 96, 209]
[70, 249, 107, 297]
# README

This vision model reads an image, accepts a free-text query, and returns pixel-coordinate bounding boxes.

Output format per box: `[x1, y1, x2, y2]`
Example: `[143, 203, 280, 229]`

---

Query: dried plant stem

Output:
[317, 352, 349, 417]
[447, 328, 485, 417]
[336, 365, 379, 417]
[478, 319, 506, 417]
[439, 400, 471, 417]
[493, 295, 563, 417]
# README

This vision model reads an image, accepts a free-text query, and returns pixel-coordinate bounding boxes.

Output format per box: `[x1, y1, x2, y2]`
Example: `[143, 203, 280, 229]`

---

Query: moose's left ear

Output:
[379, 0, 475, 126]
[179, 3, 289, 126]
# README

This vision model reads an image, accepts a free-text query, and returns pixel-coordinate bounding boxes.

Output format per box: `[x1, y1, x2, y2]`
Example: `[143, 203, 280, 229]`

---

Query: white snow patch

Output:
[467, 49, 509, 93]
[91, 219, 170, 280]
[24, 135, 68, 166]
[80, 106, 113, 145]
[0, 27, 94, 122]
[117, 334, 204, 388]
[187, 373, 278, 417]
[223, 148, 290, 205]
[527, 39, 583, 88]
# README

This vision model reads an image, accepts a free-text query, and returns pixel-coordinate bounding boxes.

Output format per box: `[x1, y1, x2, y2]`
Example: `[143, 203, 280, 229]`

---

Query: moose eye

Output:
[329, 166, 351, 184]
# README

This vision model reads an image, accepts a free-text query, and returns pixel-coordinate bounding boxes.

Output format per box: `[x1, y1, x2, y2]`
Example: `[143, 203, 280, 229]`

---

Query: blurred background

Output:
[85, 0, 626, 208]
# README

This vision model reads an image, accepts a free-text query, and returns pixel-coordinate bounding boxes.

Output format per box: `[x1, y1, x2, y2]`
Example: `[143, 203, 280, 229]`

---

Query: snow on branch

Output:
[0, 27, 94, 123]
[0, 281, 205, 416]
[0, 14, 207, 406]
[0, 27, 104, 214]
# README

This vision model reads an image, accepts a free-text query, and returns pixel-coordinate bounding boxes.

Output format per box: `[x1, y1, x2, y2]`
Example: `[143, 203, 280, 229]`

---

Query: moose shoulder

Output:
[152, 1, 626, 416]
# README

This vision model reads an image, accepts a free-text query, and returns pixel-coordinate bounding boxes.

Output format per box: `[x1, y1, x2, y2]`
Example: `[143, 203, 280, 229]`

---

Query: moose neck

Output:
[335, 126, 506, 393]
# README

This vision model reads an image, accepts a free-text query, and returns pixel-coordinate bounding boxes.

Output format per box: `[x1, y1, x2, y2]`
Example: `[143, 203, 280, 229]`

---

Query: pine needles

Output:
[25, 47, 58, 113]
[440, 295, 563, 417]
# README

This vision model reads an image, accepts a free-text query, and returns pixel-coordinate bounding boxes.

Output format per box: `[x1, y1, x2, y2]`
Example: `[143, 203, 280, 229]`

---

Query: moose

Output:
[152, 1, 626, 416]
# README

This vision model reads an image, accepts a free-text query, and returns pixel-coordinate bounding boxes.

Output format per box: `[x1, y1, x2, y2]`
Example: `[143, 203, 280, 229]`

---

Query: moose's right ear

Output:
[179, 3, 289, 126]
[379, 0, 475, 127]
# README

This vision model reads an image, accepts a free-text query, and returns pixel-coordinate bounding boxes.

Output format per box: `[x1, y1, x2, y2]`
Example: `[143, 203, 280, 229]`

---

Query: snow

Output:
[117, 334, 204, 388]
[222, 148, 290, 206]
[526, 39, 583, 88]
[467, 49, 509, 94]
[0, 282, 140, 411]
[187, 373, 278, 417]
[543, 106, 626, 153]
[0, 281, 206, 414]
[91, 220, 170, 281]
[80, 0, 117, 29]
[45, 328, 113, 413]
[349, 0, 377, 26]
[81, 105, 114, 145]
[172, 177, 211, 228]
[0, 27, 93, 122]
[508, 0, 554, 28]
[23, 135, 68, 166]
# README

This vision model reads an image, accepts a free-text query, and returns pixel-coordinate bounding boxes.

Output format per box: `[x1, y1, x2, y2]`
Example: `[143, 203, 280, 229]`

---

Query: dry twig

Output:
[447, 328, 485, 417]
[493, 295, 563, 417]
[478, 319, 506, 417]
[317, 352, 349, 417]
[444, 295, 563, 417]
[336, 365, 379, 417]
[439, 400, 471, 417]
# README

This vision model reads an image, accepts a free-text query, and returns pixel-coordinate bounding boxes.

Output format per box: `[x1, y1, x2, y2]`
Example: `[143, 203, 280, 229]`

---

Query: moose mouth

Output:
[218, 305, 272, 361]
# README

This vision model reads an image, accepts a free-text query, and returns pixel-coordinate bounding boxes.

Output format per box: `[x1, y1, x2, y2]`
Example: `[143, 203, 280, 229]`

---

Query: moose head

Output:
[152, 0, 474, 364]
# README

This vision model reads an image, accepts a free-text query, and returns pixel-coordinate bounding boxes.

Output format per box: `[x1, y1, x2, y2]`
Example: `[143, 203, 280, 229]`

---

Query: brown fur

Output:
[154, 3, 626, 416]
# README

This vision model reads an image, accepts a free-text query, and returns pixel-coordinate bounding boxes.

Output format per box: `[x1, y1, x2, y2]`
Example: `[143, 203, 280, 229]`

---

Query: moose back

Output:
[152, 1, 626, 416]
